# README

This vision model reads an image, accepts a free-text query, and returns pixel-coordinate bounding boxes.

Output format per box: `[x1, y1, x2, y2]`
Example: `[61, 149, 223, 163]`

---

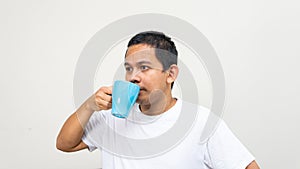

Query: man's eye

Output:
[140, 65, 150, 71]
[125, 67, 133, 72]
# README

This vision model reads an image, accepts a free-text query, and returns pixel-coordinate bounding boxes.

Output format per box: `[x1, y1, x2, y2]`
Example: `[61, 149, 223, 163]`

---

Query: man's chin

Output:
[136, 97, 150, 106]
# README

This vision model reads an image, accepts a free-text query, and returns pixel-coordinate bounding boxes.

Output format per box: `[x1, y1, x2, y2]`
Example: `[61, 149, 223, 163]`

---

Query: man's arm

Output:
[246, 160, 260, 169]
[56, 86, 112, 152]
[56, 111, 89, 152]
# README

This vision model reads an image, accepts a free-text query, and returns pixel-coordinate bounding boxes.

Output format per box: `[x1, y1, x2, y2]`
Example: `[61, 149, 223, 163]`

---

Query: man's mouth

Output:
[138, 88, 147, 95]
[139, 87, 146, 91]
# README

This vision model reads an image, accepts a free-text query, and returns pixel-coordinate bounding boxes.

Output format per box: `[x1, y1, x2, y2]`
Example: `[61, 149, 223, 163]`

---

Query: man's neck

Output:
[140, 96, 177, 116]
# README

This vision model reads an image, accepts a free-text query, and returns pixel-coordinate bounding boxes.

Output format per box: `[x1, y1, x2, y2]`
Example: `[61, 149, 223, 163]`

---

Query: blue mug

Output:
[112, 80, 140, 118]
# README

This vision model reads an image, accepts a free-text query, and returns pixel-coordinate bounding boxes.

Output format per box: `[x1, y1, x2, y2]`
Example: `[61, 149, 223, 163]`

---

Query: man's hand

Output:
[86, 86, 112, 111]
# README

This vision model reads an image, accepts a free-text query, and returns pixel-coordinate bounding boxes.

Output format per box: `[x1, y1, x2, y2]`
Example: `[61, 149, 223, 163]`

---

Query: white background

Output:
[0, 0, 299, 168]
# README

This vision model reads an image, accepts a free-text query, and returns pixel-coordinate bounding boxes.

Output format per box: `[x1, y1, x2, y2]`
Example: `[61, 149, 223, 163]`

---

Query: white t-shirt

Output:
[82, 98, 255, 169]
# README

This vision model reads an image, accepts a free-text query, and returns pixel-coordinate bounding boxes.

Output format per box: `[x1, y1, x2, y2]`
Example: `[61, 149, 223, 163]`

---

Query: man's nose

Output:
[129, 70, 141, 84]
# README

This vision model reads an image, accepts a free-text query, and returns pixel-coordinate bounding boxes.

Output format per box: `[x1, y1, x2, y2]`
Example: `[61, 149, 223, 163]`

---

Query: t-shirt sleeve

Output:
[82, 111, 107, 152]
[204, 119, 255, 169]
[82, 134, 97, 152]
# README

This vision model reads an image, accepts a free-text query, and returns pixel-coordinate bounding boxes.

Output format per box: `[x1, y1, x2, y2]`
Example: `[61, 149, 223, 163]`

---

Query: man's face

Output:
[124, 44, 170, 106]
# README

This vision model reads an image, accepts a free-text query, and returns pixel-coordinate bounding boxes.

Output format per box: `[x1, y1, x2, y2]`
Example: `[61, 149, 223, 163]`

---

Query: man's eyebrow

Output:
[124, 62, 131, 66]
[136, 61, 152, 65]
[124, 60, 152, 66]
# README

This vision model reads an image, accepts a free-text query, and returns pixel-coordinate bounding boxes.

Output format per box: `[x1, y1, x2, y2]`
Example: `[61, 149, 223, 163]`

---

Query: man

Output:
[56, 31, 260, 169]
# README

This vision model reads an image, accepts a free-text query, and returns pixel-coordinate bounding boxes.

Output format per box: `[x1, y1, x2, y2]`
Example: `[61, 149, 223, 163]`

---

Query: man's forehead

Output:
[125, 54, 154, 63]
[126, 46, 155, 58]
[125, 45, 157, 63]
[126, 44, 154, 55]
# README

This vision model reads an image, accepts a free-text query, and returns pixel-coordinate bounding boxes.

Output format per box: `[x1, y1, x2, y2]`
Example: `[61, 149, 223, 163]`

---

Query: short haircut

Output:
[127, 31, 178, 71]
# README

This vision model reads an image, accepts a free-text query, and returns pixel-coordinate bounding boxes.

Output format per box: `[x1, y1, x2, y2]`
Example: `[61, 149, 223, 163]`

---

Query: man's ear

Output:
[166, 64, 179, 84]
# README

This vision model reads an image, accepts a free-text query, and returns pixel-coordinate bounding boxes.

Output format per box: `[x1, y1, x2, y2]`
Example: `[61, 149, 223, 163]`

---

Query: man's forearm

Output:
[56, 102, 94, 151]
[56, 86, 112, 152]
